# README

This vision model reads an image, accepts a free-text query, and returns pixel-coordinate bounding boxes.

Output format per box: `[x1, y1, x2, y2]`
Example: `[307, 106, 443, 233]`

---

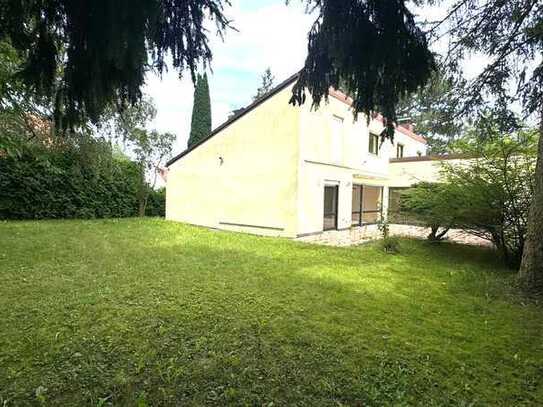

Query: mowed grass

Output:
[0, 219, 542, 406]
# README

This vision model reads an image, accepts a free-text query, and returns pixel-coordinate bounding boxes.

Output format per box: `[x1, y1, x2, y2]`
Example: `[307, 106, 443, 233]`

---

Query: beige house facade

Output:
[166, 73, 436, 240]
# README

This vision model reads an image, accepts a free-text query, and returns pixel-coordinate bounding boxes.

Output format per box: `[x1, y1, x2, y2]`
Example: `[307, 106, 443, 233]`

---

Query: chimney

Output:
[398, 117, 414, 132]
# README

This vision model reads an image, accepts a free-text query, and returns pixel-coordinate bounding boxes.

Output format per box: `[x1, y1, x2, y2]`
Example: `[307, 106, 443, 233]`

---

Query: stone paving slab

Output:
[296, 224, 492, 247]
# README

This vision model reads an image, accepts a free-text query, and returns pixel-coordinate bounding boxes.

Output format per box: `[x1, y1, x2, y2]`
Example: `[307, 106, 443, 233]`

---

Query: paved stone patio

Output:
[296, 224, 492, 247]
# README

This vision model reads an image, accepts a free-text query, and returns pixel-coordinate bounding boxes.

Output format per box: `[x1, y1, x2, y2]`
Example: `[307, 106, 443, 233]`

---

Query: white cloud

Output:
[143, 0, 315, 154]
[144, 1, 494, 157]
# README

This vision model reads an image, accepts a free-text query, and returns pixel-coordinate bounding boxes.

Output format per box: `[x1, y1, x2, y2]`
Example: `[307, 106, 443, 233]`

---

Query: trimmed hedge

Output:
[145, 187, 166, 217]
[0, 139, 165, 219]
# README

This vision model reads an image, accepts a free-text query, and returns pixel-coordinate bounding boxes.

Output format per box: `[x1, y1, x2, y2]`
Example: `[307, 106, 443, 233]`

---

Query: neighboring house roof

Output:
[167, 72, 427, 167]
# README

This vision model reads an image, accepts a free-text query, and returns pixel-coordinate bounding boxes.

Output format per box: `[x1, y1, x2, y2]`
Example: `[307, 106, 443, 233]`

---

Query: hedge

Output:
[0, 140, 165, 219]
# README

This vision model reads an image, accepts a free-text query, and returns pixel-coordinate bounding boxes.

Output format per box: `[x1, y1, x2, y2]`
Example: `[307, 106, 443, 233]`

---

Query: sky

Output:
[143, 0, 315, 154]
[142, 1, 491, 157]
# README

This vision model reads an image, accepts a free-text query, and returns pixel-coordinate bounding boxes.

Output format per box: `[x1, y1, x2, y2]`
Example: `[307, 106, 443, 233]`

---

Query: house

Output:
[165, 72, 431, 242]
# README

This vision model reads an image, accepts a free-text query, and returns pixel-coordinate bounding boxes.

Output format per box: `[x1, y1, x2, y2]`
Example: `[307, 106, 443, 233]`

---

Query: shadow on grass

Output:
[1, 220, 542, 406]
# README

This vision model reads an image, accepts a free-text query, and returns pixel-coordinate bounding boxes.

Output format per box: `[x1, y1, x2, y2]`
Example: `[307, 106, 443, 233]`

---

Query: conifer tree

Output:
[0, 1, 230, 131]
[188, 73, 212, 148]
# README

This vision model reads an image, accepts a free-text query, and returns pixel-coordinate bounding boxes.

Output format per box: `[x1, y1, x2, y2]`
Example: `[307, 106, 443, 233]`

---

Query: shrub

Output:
[0, 135, 142, 219]
[400, 182, 455, 242]
[145, 187, 166, 217]
[381, 235, 401, 253]
[378, 219, 400, 253]
[398, 130, 537, 267]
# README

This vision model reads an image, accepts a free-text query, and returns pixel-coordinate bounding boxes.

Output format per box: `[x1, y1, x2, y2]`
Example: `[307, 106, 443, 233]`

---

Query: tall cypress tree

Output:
[188, 73, 212, 148]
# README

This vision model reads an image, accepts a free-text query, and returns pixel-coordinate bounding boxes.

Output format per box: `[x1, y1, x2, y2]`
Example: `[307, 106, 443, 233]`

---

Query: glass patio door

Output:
[323, 185, 339, 231]
[351, 184, 383, 226]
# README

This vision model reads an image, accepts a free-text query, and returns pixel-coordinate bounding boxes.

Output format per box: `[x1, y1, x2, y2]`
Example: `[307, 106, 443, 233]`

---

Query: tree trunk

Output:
[435, 227, 449, 241]
[518, 108, 543, 293]
[428, 225, 438, 241]
[138, 197, 146, 217]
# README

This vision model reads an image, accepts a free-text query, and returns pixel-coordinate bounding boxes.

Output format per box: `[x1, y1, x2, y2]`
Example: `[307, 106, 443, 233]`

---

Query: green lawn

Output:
[0, 219, 542, 406]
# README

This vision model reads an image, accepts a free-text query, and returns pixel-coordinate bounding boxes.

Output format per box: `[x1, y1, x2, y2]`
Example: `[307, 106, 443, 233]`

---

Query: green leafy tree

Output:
[253, 68, 275, 101]
[400, 182, 456, 241]
[422, 0, 543, 291]
[101, 96, 173, 216]
[401, 128, 537, 267]
[101, 96, 157, 144]
[131, 129, 175, 216]
[0, 40, 53, 157]
[188, 73, 212, 148]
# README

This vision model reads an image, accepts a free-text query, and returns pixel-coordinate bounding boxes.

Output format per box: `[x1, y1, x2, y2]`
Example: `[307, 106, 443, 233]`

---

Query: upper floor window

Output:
[331, 115, 344, 163]
[396, 143, 404, 158]
[369, 133, 379, 155]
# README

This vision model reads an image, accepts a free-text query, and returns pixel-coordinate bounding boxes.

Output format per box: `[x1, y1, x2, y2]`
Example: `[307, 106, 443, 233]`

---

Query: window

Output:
[352, 185, 383, 226]
[323, 185, 339, 231]
[352, 185, 362, 226]
[388, 187, 408, 223]
[369, 133, 379, 155]
[417, 151, 422, 157]
[396, 143, 404, 158]
[331, 115, 343, 163]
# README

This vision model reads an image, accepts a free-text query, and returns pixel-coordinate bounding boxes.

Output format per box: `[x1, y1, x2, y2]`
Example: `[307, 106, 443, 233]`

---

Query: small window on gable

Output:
[396, 143, 404, 158]
[417, 151, 422, 157]
[369, 133, 379, 155]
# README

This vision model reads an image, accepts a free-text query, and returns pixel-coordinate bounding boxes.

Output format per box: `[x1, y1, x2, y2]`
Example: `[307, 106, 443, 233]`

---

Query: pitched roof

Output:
[166, 72, 300, 167]
[167, 72, 427, 167]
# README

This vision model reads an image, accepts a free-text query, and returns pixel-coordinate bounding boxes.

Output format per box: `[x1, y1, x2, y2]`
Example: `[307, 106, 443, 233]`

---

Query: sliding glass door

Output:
[351, 185, 383, 226]
[323, 185, 339, 231]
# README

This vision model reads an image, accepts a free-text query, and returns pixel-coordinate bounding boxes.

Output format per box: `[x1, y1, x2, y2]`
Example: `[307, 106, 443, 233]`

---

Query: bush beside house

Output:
[396, 131, 537, 267]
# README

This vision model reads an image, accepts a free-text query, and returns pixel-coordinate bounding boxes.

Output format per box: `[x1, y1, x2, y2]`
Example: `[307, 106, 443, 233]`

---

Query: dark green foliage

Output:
[0, 137, 144, 219]
[399, 128, 538, 267]
[400, 182, 455, 241]
[0, 40, 53, 157]
[425, 1, 542, 290]
[188, 73, 212, 148]
[0, 0, 230, 129]
[290, 0, 435, 139]
[145, 187, 166, 217]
